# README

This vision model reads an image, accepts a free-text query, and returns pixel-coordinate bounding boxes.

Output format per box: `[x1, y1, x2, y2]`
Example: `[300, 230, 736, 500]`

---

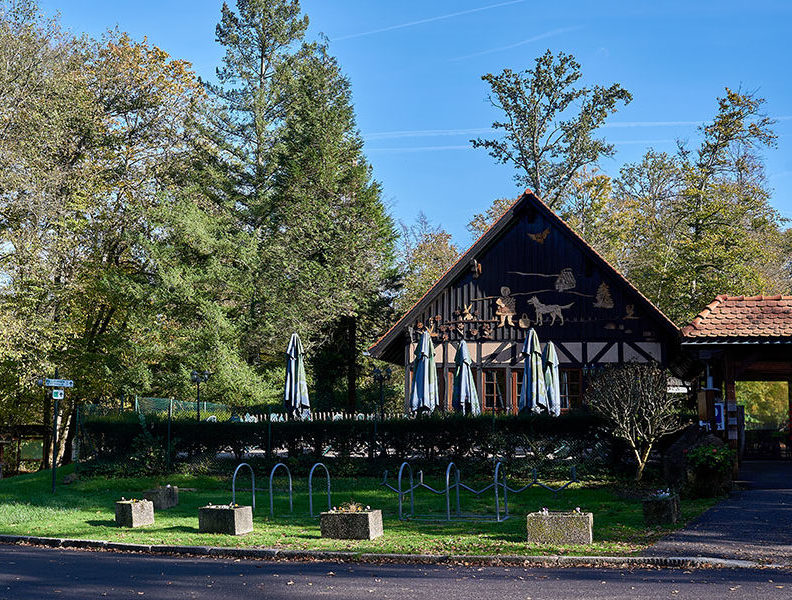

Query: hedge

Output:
[79, 411, 614, 477]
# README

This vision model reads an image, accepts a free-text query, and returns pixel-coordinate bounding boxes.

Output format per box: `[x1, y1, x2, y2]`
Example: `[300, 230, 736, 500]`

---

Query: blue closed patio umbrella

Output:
[409, 331, 439, 414]
[452, 339, 481, 415]
[284, 333, 311, 420]
[542, 341, 561, 417]
[519, 328, 547, 413]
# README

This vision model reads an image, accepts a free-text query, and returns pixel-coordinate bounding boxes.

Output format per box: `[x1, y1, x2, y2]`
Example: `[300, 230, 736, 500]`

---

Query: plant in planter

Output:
[526, 507, 593, 545]
[143, 484, 179, 510]
[642, 488, 680, 525]
[320, 501, 383, 540]
[685, 444, 736, 497]
[115, 497, 155, 528]
[198, 502, 254, 536]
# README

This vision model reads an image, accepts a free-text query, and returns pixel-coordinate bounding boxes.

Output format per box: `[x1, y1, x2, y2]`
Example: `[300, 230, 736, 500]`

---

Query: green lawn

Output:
[0, 466, 718, 556]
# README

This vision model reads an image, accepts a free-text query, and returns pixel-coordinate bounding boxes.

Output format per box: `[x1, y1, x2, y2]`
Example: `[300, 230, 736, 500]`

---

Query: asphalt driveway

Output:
[646, 461, 792, 565]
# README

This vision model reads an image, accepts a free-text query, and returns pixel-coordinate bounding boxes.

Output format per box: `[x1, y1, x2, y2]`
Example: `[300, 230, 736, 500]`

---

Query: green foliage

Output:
[472, 50, 631, 208]
[396, 213, 459, 314]
[0, 0, 398, 438]
[81, 412, 612, 478]
[736, 381, 789, 430]
[685, 444, 736, 476]
[579, 90, 788, 324]
[467, 197, 516, 238]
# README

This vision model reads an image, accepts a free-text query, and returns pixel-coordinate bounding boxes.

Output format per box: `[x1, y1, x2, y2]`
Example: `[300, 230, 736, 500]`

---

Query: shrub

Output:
[685, 444, 735, 475]
[586, 363, 684, 481]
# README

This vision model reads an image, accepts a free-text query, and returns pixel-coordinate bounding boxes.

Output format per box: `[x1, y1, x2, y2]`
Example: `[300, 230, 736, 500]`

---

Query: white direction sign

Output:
[52, 390, 64, 400]
[44, 378, 74, 388]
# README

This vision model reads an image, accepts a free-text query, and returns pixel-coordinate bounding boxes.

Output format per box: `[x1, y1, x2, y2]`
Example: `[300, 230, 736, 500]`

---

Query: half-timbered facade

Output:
[369, 190, 682, 412]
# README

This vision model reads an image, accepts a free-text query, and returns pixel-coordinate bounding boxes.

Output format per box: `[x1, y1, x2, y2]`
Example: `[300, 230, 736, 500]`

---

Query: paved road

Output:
[647, 461, 792, 565]
[1, 545, 791, 600]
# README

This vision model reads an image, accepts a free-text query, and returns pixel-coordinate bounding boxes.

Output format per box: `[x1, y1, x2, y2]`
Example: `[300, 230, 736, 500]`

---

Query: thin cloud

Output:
[364, 128, 493, 141]
[603, 120, 701, 128]
[361, 116, 792, 143]
[333, 0, 525, 42]
[611, 139, 675, 145]
[449, 26, 583, 61]
[366, 145, 473, 154]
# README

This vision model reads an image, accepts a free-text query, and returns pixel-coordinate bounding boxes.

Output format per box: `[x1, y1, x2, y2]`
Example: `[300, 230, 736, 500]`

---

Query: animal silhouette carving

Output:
[527, 296, 574, 326]
[461, 304, 475, 321]
[527, 227, 550, 244]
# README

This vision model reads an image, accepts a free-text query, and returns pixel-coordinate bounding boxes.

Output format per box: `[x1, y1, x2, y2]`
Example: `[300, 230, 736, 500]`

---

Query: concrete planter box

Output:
[115, 500, 155, 528]
[642, 494, 680, 526]
[198, 505, 253, 536]
[143, 486, 179, 510]
[320, 510, 383, 540]
[526, 511, 593, 545]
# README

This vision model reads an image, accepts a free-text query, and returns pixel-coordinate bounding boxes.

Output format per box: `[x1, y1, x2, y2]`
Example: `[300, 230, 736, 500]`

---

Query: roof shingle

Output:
[681, 295, 792, 338]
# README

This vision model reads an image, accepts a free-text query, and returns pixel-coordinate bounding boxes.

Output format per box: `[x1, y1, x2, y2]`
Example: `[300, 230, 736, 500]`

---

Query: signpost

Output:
[36, 371, 73, 493]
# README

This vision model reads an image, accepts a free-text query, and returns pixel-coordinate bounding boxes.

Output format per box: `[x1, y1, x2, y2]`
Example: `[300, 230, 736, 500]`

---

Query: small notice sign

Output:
[52, 390, 64, 400]
[44, 379, 74, 388]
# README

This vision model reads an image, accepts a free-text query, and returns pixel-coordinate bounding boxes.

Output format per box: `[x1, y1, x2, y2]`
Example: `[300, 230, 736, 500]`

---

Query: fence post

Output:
[51, 398, 58, 494]
[74, 406, 80, 475]
[166, 398, 172, 472]
[266, 408, 272, 460]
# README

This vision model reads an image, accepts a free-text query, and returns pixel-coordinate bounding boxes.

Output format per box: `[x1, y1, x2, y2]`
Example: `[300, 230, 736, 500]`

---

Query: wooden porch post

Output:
[404, 343, 411, 414]
[788, 379, 792, 453]
[476, 340, 483, 412]
[442, 341, 450, 411]
[724, 352, 738, 449]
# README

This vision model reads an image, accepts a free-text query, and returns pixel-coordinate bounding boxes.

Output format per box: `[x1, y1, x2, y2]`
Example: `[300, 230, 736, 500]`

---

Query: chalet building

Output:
[369, 190, 684, 413]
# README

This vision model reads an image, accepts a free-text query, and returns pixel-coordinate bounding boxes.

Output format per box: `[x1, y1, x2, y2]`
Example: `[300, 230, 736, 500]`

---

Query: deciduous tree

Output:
[472, 50, 631, 208]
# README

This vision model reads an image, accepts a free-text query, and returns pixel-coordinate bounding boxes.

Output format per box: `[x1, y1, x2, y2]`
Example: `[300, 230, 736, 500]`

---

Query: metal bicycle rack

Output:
[308, 462, 331, 517]
[232, 462, 256, 510]
[382, 461, 578, 522]
[230, 462, 333, 518]
[269, 462, 293, 517]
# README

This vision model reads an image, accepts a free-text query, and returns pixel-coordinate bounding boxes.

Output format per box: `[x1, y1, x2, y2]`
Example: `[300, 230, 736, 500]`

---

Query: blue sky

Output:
[41, 0, 792, 247]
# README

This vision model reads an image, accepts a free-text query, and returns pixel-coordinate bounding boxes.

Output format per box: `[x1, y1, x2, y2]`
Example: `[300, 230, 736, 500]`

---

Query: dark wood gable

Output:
[370, 190, 679, 367]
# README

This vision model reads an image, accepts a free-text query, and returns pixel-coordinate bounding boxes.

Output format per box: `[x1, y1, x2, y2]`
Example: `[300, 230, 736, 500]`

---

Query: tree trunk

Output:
[54, 409, 73, 466]
[346, 316, 357, 413]
[634, 444, 653, 481]
[41, 391, 51, 470]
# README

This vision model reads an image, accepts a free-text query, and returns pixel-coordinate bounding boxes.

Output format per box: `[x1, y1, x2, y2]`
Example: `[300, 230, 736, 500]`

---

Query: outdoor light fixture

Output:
[190, 369, 213, 421]
[371, 366, 392, 458]
[372, 366, 392, 421]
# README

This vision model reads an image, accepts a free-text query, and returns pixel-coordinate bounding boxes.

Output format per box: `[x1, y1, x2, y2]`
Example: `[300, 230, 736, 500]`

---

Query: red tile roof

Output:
[681, 295, 792, 338]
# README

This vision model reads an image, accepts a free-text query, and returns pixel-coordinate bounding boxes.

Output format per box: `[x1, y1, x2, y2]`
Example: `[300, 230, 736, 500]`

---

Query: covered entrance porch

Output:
[682, 295, 792, 458]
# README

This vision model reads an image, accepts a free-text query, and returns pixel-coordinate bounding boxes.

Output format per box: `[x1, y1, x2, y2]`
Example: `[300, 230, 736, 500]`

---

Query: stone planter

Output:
[526, 511, 593, 545]
[198, 505, 253, 536]
[320, 509, 383, 540]
[687, 466, 733, 498]
[115, 499, 155, 528]
[143, 485, 179, 510]
[642, 494, 680, 526]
